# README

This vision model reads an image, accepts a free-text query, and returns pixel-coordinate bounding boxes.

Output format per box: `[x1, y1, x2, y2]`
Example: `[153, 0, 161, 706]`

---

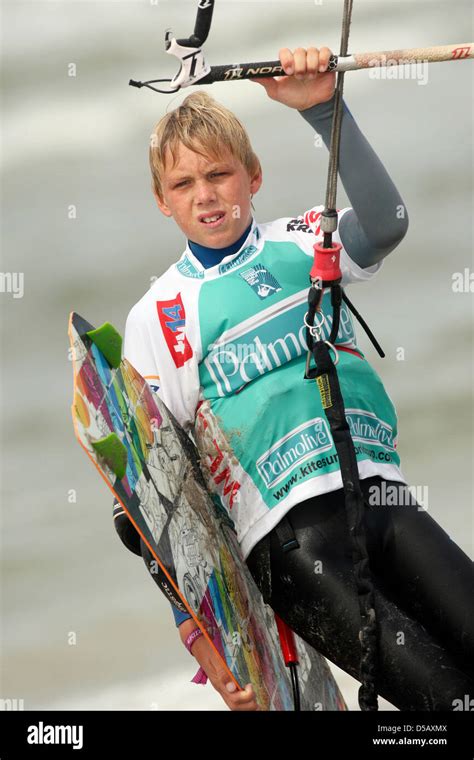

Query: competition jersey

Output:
[124, 206, 406, 560]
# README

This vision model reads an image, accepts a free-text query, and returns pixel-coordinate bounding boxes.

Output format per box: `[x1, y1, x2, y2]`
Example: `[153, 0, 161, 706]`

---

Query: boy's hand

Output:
[179, 621, 260, 711]
[251, 47, 336, 110]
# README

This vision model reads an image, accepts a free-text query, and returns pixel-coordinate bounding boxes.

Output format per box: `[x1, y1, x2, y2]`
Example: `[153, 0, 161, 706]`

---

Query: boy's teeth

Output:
[203, 214, 223, 223]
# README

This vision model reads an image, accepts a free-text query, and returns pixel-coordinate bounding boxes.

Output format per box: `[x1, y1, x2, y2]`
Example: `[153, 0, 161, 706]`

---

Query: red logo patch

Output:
[304, 209, 322, 235]
[156, 295, 193, 368]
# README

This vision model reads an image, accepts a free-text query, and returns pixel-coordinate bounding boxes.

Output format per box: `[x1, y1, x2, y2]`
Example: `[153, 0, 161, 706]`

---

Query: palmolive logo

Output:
[205, 329, 307, 397]
[202, 297, 356, 397]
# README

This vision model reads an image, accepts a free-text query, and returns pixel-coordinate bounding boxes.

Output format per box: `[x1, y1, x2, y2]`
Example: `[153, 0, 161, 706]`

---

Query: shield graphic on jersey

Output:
[239, 264, 282, 300]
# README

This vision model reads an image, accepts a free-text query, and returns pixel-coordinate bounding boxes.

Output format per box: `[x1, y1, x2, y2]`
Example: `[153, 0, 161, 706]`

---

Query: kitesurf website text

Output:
[273, 445, 394, 501]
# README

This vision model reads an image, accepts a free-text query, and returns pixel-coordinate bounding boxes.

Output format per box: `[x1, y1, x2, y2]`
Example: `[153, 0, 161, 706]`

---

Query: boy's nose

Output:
[195, 180, 217, 204]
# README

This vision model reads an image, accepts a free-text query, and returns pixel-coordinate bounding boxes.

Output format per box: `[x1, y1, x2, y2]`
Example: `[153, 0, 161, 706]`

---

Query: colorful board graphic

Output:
[69, 312, 346, 711]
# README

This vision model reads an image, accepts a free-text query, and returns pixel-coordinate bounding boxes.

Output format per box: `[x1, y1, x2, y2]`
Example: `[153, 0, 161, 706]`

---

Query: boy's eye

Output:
[173, 171, 227, 189]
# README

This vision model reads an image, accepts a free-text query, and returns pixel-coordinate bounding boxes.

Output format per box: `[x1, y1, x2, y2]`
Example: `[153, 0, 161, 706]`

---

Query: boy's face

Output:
[154, 143, 262, 248]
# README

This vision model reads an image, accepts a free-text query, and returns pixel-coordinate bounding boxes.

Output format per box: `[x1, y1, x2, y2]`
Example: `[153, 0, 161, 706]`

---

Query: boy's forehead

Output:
[164, 142, 236, 175]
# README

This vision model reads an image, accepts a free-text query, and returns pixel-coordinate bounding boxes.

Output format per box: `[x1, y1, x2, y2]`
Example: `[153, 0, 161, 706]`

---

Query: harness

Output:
[305, 242, 385, 711]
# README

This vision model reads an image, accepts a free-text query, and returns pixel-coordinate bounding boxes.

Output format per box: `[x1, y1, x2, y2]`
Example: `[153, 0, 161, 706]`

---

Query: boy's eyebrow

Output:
[168, 163, 233, 182]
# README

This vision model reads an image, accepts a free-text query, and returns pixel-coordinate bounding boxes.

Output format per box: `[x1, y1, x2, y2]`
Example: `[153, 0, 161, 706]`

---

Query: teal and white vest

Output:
[124, 206, 405, 559]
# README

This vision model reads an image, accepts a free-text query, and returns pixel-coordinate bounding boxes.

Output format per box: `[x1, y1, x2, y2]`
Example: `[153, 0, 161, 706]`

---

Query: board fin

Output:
[86, 322, 123, 368]
[91, 433, 127, 479]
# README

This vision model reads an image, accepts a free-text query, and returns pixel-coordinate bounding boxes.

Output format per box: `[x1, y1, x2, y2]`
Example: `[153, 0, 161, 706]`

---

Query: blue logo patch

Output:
[219, 245, 257, 275]
[239, 264, 282, 300]
[176, 255, 204, 279]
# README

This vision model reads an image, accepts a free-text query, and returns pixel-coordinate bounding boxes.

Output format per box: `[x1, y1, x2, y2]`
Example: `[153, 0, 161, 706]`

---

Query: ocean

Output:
[1, 0, 472, 711]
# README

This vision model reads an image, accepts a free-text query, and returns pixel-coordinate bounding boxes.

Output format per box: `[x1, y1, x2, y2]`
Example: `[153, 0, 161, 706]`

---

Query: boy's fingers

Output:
[318, 46, 333, 72]
[223, 681, 259, 710]
[228, 687, 259, 711]
[238, 684, 258, 705]
[278, 46, 333, 78]
[279, 47, 295, 75]
[293, 47, 308, 78]
[225, 681, 253, 698]
[226, 699, 259, 711]
[306, 46, 321, 77]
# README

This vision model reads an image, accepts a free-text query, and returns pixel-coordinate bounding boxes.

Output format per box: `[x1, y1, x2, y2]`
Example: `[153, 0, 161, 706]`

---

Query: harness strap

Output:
[311, 329, 379, 711]
[250, 514, 299, 607]
[303, 0, 379, 711]
[275, 515, 300, 554]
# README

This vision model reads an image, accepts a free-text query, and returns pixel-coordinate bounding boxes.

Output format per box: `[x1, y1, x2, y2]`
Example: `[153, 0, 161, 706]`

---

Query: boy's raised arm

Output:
[252, 46, 408, 268]
[299, 97, 408, 267]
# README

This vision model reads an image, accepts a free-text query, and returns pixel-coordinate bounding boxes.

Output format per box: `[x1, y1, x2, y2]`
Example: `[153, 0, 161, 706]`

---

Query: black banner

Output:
[0, 710, 473, 757]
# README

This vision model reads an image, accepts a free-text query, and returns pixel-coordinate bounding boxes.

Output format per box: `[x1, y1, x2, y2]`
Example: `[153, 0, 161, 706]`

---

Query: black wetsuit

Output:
[246, 476, 474, 711]
[114, 475, 474, 711]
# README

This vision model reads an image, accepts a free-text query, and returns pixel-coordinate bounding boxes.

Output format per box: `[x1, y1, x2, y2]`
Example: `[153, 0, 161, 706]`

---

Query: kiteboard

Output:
[68, 311, 346, 711]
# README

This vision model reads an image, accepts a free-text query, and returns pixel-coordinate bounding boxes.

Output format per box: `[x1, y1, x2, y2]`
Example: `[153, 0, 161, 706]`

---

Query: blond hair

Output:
[149, 91, 261, 199]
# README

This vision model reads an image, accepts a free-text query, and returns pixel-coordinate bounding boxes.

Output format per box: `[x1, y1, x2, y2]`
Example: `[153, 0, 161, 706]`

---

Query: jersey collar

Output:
[176, 219, 261, 280]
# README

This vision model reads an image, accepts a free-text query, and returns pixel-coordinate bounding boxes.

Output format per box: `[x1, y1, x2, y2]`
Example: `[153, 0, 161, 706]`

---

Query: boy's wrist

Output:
[178, 617, 199, 643]
[184, 627, 204, 655]
[299, 93, 336, 116]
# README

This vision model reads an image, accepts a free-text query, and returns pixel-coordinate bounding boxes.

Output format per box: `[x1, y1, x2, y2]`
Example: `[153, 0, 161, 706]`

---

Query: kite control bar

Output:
[129, 0, 473, 94]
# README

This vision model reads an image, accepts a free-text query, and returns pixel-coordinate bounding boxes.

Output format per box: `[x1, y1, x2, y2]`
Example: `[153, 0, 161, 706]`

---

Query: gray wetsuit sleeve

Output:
[299, 96, 408, 268]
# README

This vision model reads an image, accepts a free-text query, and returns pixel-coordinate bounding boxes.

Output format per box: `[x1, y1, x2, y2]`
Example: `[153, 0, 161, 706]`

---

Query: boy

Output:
[114, 47, 474, 710]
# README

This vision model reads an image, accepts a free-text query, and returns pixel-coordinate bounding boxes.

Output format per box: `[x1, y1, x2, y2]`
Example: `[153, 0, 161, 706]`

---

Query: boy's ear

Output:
[152, 186, 173, 218]
[250, 167, 263, 196]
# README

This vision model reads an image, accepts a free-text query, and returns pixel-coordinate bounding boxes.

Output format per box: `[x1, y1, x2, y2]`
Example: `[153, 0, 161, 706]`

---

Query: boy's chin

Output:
[197, 235, 232, 248]
[192, 222, 238, 248]
[193, 215, 252, 248]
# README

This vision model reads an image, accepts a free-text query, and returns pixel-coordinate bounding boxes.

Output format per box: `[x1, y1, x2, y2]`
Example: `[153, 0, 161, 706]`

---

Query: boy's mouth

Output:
[198, 211, 226, 228]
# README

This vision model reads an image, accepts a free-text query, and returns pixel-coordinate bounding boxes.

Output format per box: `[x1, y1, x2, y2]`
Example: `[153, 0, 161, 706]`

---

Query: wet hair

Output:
[149, 91, 261, 199]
